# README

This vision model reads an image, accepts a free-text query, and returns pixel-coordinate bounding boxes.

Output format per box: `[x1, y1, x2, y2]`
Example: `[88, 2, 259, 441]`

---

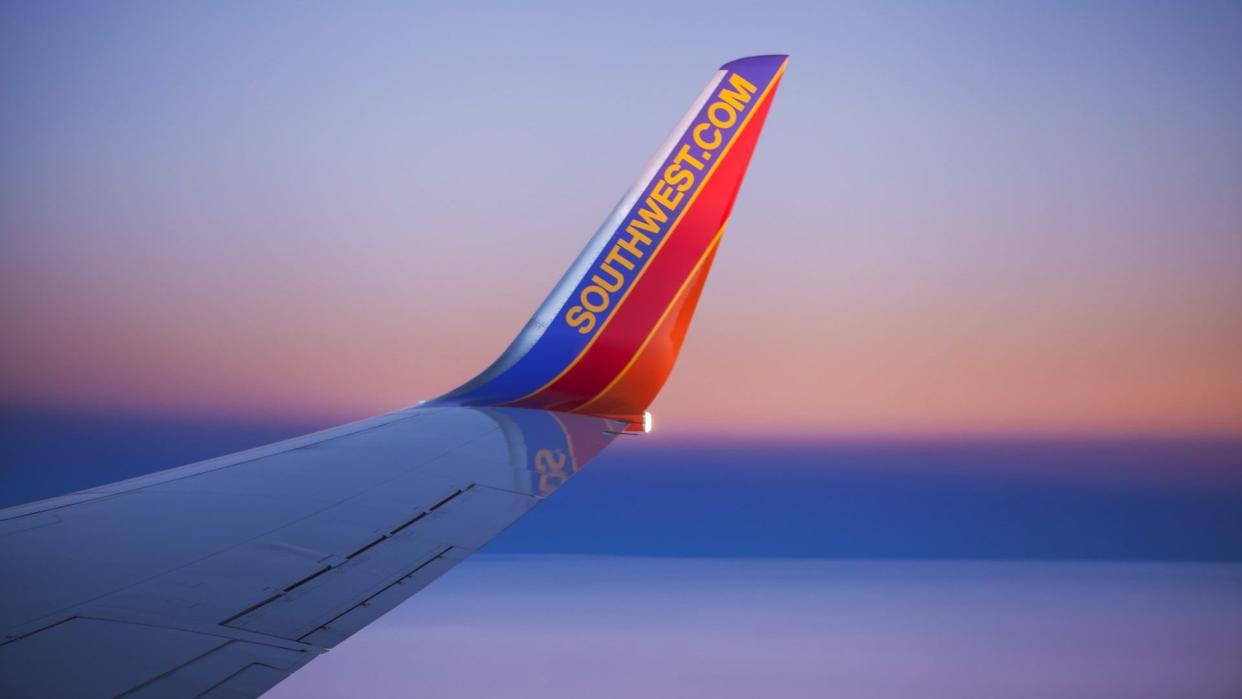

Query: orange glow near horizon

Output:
[2, 3, 1240, 438]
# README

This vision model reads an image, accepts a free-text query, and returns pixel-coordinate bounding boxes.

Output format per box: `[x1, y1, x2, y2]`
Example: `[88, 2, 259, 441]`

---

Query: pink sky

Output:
[2, 2, 1240, 437]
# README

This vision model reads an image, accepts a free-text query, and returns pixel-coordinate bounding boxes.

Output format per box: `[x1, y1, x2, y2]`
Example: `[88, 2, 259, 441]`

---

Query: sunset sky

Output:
[3, 5, 1242, 697]
[2, 1, 1240, 438]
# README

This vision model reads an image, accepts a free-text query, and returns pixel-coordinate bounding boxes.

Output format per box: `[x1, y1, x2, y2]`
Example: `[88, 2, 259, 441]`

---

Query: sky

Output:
[2, 4, 1242, 696]
[2, 1, 1240, 438]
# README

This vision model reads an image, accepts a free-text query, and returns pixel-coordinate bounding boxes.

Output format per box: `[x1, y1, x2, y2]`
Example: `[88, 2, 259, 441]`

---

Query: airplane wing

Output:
[0, 55, 787, 698]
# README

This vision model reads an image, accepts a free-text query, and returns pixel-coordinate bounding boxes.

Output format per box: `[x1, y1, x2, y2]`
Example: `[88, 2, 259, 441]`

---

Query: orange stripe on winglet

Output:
[571, 221, 727, 420]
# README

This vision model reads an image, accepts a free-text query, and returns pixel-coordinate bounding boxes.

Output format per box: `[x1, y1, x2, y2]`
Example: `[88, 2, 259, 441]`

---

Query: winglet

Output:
[435, 55, 788, 428]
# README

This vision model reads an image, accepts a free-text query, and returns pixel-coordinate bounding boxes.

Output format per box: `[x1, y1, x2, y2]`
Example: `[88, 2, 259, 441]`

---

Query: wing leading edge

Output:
[0, 55, 786, 699]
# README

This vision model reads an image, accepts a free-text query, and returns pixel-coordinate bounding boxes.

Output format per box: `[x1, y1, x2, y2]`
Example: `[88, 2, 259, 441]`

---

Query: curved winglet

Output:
[436, 55, 788, 427]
